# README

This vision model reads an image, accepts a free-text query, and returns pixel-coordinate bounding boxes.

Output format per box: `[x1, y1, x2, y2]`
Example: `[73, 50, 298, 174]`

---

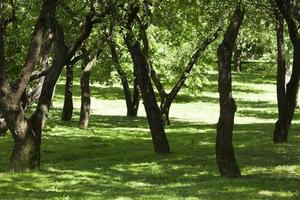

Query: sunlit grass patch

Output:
[0, 71, 299, 199]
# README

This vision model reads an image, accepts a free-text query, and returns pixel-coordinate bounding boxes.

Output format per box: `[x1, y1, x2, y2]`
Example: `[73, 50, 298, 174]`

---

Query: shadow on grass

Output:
[54, 71, 276, 105]
[0, 108, 299, 199]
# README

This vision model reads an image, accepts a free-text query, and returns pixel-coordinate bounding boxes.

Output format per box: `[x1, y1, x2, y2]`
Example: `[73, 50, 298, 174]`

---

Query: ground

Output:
[0, 71, 299, 200]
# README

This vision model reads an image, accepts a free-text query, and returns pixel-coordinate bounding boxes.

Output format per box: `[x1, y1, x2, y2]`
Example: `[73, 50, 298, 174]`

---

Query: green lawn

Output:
[0, 71, 299, 200]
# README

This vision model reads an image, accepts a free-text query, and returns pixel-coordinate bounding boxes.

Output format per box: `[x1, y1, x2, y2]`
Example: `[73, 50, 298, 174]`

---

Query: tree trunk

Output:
[274, 0, 300, 142]
[132, 72, 140, 116]
[160, 99, 171, 126]
[234, 49, 242, 73]
[273, 12, 288, 143]
[62, 64, 73, 121]
[79, 52, 96, 129]
[125, 37, 170, 154]
[0, 0, 58, 171]
[216, 5, 244, 178]
[109, 38, 137, 117]
[2, 107, 39, 171]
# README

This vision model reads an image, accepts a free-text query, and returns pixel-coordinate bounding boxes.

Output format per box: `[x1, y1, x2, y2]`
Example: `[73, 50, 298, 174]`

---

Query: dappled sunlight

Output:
[1, 71, 300, 199]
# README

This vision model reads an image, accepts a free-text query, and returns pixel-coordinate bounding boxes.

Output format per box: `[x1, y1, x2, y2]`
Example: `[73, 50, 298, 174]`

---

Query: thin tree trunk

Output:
[234, 49, 242, 73]
[216, 5, 244, 178]
[61, 55, 81, 121]
[62, 64, 73, 121]
[79, 51, 96, 129]
[124, 36, 170, 154]
[273, 12, 288, 143]
[29, 34, 68, 171]
[109, 36, 137, 117]
[29, 15, 94, 169]
[274, 0, 300, 142]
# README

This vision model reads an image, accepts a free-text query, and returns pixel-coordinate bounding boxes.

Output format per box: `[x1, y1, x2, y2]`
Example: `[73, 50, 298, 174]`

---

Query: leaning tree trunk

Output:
[216, 5, 244, 178]
[274, 0, 300, 142]
[148, 26, 222, 126]
[273, 13, 288, 143]
[109, 38, 137, 117]
[62, 64, 73, 121]
[125, 37, 170, 154]
[79, 53, 96, 129]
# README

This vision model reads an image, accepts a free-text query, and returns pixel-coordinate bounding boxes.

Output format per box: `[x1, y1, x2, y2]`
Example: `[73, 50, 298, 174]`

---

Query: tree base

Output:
[273, 121, 288, 143]
[10, 138, 40, 172]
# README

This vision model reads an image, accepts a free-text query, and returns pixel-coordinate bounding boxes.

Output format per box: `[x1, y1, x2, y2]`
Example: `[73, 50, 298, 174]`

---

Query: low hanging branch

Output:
[13, 1, 57, 99]
[135, 12, 223, 124]
[148, 26, 223, 125]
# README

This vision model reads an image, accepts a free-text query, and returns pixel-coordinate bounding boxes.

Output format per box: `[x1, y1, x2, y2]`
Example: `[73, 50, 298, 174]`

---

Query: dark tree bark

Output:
[108, 32, 139, 117]
[21, 77, 45, 110]
[29, 20, 68, 171]
[79, 50, 96, 129]
[30, 15, 94, 169]
[0, 0, 103, 171]
[0, 0, 58, 171]
[61, 55, 81, 121]
[274, 0, 300, 142]
[121, 6, 170, 154]
[216, 5, 245, 178]
[234, 49, 242, 73]
[132, 68, 140, 116]
[124, 37, 170, 154]
[3, 107, 38, 170]
[62, 64, 74, 121]
[30, 15, 95, 169]
[273, 11, 288, 143]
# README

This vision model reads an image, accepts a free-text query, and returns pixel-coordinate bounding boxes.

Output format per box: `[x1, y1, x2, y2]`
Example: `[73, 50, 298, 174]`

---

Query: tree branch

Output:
[14, 0, 58, 99]
[168, 26, 223, 101]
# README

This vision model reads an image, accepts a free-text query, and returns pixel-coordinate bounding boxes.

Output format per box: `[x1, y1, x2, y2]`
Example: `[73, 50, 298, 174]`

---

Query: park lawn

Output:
[0, 71, 300, 200]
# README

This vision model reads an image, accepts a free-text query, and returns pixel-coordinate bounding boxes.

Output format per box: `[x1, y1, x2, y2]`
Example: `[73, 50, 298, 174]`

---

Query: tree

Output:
[0, 0, 106, 170]
[216, 5, 245, 178]
[273, 0, 300, 142]
[0, 0, 57, 171]
[273, 6, 287, 143]
[137, 0, 228, 125]
[107, 25, 140, 117]
[149, 27, 222, 125]
[79, 48, 97, 128]
[122, 4, 170, 154]
[61, 56, 81, 121]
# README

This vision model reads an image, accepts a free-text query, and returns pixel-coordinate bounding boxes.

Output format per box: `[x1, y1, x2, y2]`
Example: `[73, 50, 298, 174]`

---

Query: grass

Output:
[0, 70, 300, 199]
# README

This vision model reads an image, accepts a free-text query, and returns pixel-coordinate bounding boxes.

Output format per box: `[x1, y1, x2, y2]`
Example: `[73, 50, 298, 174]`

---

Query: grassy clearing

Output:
[0, 71, 300, 199]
